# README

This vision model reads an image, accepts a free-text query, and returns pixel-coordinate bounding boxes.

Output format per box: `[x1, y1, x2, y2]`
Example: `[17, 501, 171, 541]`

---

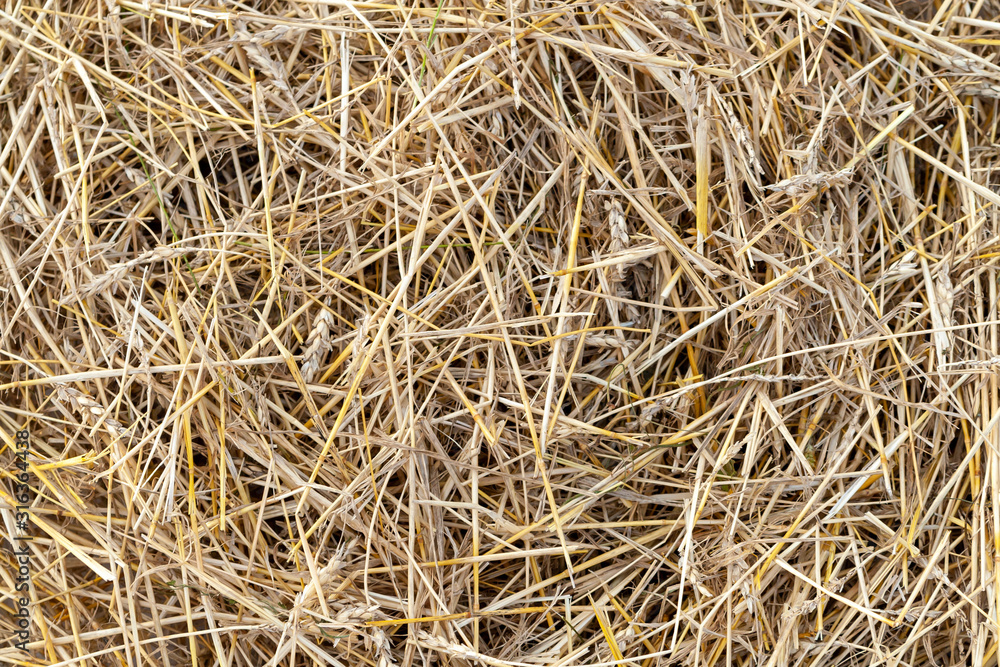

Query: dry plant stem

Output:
[1, 0, 1000, 666]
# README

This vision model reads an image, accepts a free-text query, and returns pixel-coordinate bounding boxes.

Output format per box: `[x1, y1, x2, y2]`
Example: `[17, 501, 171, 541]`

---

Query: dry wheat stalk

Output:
[300, 304, 335, 383]
[53, 385, 127, 440]
[232, 19, 290, 91]
[606, 199, 630, 284]
[69, 246, 188, 302]
[764, 168, 855, 197]
[415, 630, 519, 667]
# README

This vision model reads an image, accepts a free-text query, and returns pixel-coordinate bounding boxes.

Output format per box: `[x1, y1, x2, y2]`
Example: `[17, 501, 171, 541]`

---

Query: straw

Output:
[1, 0, 999, 665]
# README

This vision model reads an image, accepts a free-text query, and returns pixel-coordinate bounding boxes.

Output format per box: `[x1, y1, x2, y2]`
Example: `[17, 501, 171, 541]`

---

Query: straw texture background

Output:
[2, 0, 1000, 665]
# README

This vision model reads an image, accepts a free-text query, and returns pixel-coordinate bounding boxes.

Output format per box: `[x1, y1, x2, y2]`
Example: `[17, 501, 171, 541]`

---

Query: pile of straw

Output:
[2, 0, 1000, 664]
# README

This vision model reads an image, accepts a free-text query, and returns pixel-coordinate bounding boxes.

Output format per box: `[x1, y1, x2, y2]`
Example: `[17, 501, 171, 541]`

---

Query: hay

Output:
[1, 0, 1000, 664]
